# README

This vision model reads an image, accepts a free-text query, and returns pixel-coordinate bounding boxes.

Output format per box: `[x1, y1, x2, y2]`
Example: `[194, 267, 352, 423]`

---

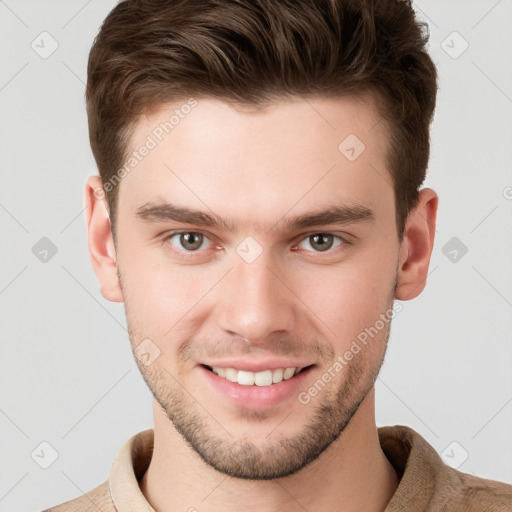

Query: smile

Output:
[204, 365, 311, 386]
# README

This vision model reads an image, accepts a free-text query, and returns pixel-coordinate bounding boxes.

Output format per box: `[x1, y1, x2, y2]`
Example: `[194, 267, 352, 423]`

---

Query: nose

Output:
[215, 246, 297, 345]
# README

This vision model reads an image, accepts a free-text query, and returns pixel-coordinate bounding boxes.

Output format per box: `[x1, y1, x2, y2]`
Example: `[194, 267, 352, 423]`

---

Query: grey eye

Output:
[298, 233, 342, 252]
[170, 232, 208, 251]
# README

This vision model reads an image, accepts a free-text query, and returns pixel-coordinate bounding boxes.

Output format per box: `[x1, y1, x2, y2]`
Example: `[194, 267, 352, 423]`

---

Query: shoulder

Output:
[379, 425, 511, 511]
[41, 481, 115, 512]
[438, 469, 512, 511]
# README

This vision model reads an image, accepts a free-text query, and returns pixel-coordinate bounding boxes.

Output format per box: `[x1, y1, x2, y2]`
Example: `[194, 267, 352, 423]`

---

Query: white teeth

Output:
[254, 370, 273, 386]
[283, 367, 296, 380]
[225, 367, 238, 383]
[272, 368, 284, 383]
[237, 370, 255, 386]
[210, 366, 305, 386]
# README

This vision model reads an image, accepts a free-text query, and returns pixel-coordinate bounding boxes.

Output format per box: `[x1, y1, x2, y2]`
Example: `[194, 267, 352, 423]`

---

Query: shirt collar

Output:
[109, 428, 155, 511]
[107, 425, 442, 511]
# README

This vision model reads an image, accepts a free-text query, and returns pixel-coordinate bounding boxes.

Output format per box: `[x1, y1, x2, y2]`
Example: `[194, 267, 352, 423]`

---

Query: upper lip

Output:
[201, 359, 315, 372]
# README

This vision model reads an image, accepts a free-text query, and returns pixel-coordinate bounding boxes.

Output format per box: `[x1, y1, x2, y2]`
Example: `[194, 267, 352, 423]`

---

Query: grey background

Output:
[1, 0, 511, 510]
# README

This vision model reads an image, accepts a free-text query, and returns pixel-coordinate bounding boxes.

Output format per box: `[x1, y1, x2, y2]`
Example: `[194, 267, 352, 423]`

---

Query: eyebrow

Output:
[136, 201, 374, 232]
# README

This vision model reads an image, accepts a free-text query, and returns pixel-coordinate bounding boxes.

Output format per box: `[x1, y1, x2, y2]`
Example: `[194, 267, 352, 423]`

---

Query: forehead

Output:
[117, 95, 393, 230]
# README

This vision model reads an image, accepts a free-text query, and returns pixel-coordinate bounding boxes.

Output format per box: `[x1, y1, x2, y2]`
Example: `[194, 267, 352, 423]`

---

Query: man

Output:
[46, 0, 511, 510]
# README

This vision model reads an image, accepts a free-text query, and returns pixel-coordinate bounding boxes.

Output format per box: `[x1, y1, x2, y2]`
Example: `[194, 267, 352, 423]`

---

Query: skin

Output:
[85, 95, 437, 512]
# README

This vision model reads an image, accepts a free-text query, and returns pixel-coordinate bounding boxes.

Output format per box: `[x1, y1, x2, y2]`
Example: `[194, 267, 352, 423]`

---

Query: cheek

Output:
[119, 230, 398, 350]
[295, 256, 396, 348]
[120, 250, 221, 336]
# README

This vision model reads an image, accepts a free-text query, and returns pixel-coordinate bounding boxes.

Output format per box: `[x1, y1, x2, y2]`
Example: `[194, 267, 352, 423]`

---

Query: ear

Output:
[84, 175, 124, 303]
[395, 188, 438, 300]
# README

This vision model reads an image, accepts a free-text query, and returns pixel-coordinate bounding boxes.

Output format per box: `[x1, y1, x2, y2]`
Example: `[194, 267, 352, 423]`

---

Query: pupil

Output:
[312, 234, 332, 251]
[182, 232, 202, 250]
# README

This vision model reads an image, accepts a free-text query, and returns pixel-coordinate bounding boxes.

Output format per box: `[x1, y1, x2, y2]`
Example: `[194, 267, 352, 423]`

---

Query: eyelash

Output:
[162, 230, 350, 258]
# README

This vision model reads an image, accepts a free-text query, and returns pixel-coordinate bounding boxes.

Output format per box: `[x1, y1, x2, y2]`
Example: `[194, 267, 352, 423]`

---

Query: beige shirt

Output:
[44, 425, 511, 511]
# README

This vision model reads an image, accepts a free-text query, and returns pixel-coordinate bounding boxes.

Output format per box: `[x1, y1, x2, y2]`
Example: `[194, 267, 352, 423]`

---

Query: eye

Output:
[166, 231, 213, 253]
[295, 233, 344, 253]
[163, 230, 348, 258]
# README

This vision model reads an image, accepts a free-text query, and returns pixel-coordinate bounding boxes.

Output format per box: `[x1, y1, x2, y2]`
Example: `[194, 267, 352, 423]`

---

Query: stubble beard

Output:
[120, 265, 396, 480]
[130, 323, 391, 480]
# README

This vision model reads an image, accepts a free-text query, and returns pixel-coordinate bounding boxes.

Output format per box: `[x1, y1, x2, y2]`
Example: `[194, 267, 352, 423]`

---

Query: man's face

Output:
[114, 95, 400, 479]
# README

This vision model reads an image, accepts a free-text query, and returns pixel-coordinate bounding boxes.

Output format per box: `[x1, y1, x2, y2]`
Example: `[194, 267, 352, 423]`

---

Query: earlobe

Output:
[84, 175, 124, 303]
[395, 188, 438, 301]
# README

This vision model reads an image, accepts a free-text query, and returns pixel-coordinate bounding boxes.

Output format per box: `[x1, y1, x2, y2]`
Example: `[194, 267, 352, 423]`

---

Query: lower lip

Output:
[199, 365, 315, 409]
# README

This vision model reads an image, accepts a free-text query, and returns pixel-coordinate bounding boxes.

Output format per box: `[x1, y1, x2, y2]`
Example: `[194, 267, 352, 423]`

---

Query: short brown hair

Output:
[86, 0, 437, 239]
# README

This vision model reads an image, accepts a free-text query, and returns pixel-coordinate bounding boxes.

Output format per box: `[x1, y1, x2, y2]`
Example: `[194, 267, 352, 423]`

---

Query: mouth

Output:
[201, 364, 314, 387]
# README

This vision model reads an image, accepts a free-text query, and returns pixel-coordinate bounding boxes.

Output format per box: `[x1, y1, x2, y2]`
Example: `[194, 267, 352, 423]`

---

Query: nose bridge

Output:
[216, 241, 296, 341]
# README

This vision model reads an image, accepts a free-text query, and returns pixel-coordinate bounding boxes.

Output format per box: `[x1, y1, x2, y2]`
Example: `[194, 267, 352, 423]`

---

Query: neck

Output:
[140, 388, 399, 512]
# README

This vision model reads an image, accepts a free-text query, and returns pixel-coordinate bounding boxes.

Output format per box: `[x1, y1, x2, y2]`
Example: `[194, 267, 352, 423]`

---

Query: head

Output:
[85, 0, 438, 480]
